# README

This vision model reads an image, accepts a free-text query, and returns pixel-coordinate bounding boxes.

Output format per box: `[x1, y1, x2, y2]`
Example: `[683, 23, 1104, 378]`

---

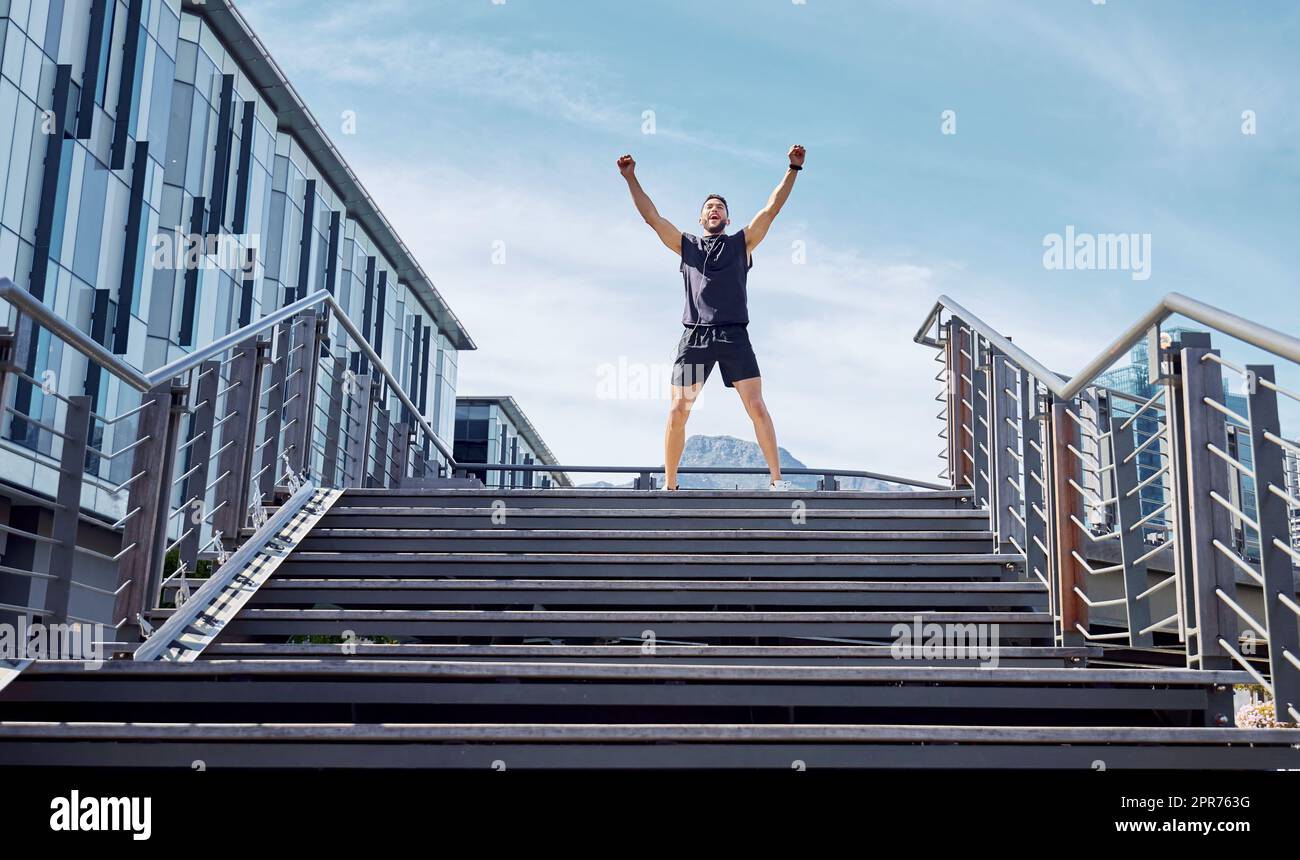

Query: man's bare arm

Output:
[618, 154, 681, 255]
[745, 145, 805, 254]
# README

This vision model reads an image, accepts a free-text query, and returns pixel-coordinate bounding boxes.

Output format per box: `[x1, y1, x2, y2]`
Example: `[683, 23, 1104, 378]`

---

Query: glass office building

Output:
[0, 1, 474, 610]
[454, 396, 571, 489]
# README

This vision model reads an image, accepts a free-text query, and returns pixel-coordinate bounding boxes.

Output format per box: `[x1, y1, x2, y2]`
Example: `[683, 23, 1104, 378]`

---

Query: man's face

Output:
[699, 198, 729, 234]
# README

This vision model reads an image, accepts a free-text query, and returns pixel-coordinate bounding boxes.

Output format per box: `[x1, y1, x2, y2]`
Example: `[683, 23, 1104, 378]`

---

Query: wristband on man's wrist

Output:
[788, 163, 802, 171]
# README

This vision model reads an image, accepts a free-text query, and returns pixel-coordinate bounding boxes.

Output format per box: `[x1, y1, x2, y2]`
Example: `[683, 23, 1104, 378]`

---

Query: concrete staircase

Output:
[1, 488, 1297, 769]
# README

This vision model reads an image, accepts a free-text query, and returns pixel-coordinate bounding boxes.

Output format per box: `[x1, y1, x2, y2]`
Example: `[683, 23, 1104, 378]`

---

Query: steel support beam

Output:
[258, 320, 291, 501]
[1178, 345, 1237, 670]
[282, 311, 319, 479]
[212, 339, 268, 541]
[320, 356, 346, 488]
[1245, 364, 1300, 717]
[114, 382, 187, 639]
[178, 361, 220, 573]
[1049, 399, 1086, 645]
[1110, 413, 1156, 647]
[44, 396, 92, 624]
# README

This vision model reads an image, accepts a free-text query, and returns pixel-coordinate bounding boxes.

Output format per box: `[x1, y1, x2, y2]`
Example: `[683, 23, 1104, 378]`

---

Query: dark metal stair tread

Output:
[283, 552, 1016, 563]
[341, 488, 975, 500]
[321, 507, 989, 518]
[256, 578, 1044, 591]
[303, 528, 994, 539]
[5, 722, 1289, 743]
[1, 722, 1288, 744]
[2, 722, 1289, 748]
[216, 608, 1049, 621]
[202, 643, 1097, 657]
[17, 659, 1247, 685]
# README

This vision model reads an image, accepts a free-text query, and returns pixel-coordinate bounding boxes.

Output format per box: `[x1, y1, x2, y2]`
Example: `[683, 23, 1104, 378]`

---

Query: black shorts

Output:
[671, 324, 760, 389]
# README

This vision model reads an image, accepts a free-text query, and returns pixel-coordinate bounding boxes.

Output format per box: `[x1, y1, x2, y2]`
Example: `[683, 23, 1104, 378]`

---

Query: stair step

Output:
[314, 507, 992, 531]
[277, 552, 1020, 581]
[256, 578, 1045, 592]
[0, 720, 1276, 742]
[207, 607, 1051, 641]
[246, 577, 1046, 609]
[4, 722, 1292, 769]
[201, 642, 1094, 666]
[296, 529, 995, 554]
[0, 662, 1240, 730]
[10, 660, 1246, 684]
[338, 488, 975, 510]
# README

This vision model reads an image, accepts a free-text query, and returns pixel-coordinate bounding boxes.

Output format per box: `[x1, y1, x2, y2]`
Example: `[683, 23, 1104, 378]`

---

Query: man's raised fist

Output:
[617, 154, 636, 177]
[788, 145, 806, 167]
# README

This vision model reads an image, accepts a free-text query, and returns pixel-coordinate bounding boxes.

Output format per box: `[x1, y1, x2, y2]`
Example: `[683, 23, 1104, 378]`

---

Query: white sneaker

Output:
[768, 479, 795, 491]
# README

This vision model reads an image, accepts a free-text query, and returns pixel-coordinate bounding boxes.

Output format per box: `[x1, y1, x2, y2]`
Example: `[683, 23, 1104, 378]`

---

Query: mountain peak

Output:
[578, 435, 897, 491]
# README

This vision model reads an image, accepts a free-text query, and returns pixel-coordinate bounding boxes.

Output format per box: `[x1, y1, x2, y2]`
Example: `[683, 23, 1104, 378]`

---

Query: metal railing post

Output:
[1164, 344, 1197, 661]
[370, 393, 390, 488]
[1178, 340, 1238, 671]
[950, 317, 975, 492]
[1048, 398, 1087, 645]
[282, 310, 319, 478]
[342, 374, 373, 488]
[212, 338, 267, 541]
[320, 356, 346, 488]
[989, 354, 1023, 554]
[1245, 363, 1300, 717]
[971, 336, 992, 508]
[177, 360, 220, 573]
[939, 320, 958, 489]
[45, 394, 92, 623]
[1020, 378, 1051, 590]
[413, 437, 430, 480]
[1109, 412, 1156, 647]
[258, 320, 291, 500]
[114, 381, 187, 639]
[389, 422, 410, 488]
[1067, 389, 1102, 546]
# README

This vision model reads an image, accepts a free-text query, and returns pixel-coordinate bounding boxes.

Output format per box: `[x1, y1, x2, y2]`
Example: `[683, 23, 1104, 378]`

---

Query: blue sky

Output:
[240, 0, 1300, 480]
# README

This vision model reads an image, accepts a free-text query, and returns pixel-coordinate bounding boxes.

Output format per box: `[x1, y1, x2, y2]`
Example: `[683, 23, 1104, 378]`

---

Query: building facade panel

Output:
[454, 396, 570, 489]
[0, 1, 475, 622]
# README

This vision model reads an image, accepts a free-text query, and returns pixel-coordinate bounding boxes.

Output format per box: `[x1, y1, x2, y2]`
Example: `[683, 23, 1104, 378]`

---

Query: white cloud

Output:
[239, 0, 769, 162]
[899, 0, 1295, 155]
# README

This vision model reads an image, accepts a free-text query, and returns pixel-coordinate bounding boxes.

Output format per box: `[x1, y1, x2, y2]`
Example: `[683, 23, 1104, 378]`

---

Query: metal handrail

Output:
[1, 279, 154, 390]
[0, 278, 456, 464]
[915, 292, 1300, 401]
[924, 288, 1300, 719]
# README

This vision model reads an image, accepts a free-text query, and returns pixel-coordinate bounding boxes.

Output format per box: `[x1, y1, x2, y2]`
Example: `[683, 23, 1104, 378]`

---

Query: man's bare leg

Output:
[732, 377, 783, 483]
[664, 382, 703, 490]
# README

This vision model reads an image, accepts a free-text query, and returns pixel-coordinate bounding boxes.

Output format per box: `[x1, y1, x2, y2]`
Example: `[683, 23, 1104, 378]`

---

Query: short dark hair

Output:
[700, 194, 728, 213]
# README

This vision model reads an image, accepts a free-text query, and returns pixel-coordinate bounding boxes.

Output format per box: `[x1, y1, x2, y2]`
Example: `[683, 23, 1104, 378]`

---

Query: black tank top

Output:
[680, 230, 751, 325]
